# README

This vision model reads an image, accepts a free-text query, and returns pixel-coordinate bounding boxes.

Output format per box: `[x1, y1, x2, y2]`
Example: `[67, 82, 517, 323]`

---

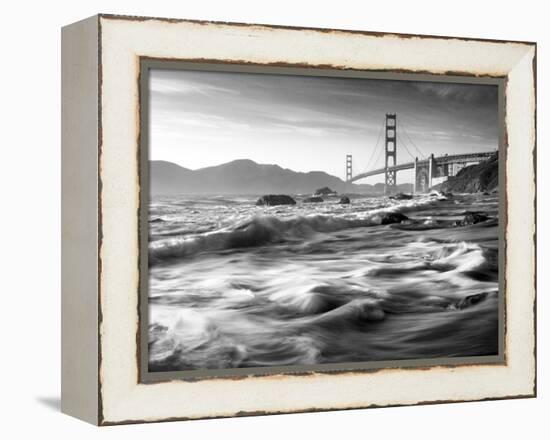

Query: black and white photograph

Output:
[2, 0, 543, 432]
[146, 68, 501, 373]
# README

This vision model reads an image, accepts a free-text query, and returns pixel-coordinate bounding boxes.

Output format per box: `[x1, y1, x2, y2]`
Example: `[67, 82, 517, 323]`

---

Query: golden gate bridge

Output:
[345, 114, 495, 193]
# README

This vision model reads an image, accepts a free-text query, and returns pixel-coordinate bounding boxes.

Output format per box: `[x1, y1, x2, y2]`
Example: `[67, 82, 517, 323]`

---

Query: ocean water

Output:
[148, 192, 499, 372]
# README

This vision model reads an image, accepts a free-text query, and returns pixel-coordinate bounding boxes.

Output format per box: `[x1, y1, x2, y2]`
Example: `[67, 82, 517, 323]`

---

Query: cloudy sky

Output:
[149, 68, 498, 183]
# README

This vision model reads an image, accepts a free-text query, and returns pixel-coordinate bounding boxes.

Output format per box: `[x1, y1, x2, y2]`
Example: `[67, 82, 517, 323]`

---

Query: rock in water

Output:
[256, 195, 296, 206]
[380, 212, 409, 225]
[455, 211, 489, 226]
[314, 186, 337, 196]
[429, 190, 453, 199]
[389, 193, 413, 200]
[339, 196, 351, 204]
[303, 196, 324, 203]
[455, 292, 489, 309]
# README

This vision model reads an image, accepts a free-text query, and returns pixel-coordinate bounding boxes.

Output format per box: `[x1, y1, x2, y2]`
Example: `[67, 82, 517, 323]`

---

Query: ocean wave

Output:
[148, 192, 500, 370]
[148, 281, 497, 370]
[149, 196, 442, 265]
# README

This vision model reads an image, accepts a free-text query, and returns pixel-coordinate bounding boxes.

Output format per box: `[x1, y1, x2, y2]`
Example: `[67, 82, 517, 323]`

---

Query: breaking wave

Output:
[149, 196, 446, 265]
[148, 192, 499, 371]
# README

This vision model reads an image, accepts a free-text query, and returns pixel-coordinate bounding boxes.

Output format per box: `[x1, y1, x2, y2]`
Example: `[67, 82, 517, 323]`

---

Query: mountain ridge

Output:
[150, 159, 412, 195]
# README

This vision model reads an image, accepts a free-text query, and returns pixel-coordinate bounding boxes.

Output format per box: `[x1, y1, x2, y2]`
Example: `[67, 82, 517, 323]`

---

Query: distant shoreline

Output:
[150, 153, 497, 196]
[150, 158, 412, 196]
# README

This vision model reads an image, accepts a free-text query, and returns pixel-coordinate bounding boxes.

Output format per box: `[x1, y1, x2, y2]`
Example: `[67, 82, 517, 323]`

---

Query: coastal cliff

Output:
[436, 153, 498, 193]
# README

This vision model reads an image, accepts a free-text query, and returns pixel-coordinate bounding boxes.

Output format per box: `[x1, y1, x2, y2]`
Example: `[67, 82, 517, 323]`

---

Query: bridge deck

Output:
[348, 152, 494, 183]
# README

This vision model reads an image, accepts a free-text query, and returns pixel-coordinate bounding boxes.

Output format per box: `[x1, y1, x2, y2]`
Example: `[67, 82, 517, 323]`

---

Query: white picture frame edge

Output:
[61, 14, 536, 425]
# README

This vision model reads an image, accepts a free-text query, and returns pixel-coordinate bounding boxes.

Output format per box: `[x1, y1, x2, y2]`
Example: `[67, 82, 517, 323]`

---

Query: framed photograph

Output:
[61, 14, 536, 425]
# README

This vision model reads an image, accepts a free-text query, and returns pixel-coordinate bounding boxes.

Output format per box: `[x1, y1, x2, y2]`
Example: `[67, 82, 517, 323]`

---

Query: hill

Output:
[436, 153, 499, 193]
[149, 159, 411, 195]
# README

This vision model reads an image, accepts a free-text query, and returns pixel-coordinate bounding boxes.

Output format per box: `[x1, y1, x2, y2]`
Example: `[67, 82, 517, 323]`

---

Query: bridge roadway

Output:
[348, 152, 494, 183]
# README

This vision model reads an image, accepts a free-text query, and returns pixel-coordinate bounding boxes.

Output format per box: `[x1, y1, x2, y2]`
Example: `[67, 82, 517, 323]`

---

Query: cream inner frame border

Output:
[98, 16, 535, 424]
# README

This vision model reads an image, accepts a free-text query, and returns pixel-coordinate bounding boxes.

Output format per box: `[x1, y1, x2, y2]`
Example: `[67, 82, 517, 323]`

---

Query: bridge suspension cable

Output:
[353, 118, 385, 177]
[397, 133, 417, 161]
[399, 119, 426, 159]
[364, 120, 385, 171]
[347, 114, 427, 183]
[371, 136, 386, 170]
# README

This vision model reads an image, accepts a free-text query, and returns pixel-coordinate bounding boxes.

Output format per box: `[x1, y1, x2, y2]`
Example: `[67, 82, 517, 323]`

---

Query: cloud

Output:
[148, 69, 498, 179]
[410, 81, 497, 105]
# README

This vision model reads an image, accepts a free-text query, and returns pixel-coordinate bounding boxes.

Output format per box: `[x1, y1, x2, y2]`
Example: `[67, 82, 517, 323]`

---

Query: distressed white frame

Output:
[63, 14, 536, 425]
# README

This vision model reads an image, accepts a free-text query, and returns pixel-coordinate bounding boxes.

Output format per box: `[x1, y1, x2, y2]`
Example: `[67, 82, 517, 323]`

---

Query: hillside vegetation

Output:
[437, 153, 498, 193]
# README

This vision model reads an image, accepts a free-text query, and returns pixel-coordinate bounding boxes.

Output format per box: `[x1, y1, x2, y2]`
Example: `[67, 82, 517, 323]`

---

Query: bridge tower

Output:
[414, 153, 435, 193]
[384, 113, 397, 194]
[346, 155, 353, 182]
